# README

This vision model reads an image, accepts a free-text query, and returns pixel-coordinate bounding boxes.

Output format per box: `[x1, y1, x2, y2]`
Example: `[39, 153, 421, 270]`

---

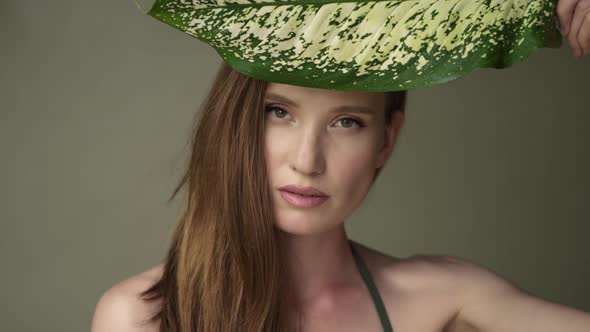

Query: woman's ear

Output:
[376, 111, 405, 169]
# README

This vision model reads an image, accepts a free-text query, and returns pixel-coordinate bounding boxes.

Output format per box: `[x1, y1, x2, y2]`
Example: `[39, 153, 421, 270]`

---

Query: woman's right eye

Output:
[265, 104, 290, 119]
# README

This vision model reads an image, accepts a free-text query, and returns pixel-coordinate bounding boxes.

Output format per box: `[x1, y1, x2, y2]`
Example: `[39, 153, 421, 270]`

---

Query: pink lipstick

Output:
[278, 185, 329, 208]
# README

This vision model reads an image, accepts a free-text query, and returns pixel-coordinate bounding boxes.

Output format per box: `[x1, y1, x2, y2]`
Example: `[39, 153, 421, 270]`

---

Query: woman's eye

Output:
[264, 104, 365, 129]
[335, 118, 364, 128]
[265, 105, 290, 119]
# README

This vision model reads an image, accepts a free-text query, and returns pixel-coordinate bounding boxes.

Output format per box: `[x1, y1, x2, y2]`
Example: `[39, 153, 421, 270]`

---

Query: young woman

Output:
[90, 60, 590, 332]
[92, 0, 590, 329]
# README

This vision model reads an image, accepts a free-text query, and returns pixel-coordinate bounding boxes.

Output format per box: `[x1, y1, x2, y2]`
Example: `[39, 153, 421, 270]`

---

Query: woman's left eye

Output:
[335, 118, 365, 128]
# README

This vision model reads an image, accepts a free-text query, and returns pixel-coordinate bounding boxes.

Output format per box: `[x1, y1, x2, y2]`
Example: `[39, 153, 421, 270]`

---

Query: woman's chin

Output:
[273, 215, 339, 236]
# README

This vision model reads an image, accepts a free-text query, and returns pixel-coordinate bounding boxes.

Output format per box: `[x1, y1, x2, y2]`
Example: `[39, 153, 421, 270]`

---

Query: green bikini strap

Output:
[350, 241, 394, 332]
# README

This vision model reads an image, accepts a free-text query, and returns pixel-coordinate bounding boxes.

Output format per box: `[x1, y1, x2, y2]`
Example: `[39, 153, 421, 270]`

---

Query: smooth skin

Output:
[91, 1, 590, 331]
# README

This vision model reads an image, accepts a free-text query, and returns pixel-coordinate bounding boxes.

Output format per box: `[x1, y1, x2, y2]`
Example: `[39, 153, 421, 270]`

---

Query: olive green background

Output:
[1, 0, 589, 331]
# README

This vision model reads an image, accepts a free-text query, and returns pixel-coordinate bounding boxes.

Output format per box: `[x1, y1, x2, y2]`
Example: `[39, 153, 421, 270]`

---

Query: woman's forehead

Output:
[265, 82, 384, 110]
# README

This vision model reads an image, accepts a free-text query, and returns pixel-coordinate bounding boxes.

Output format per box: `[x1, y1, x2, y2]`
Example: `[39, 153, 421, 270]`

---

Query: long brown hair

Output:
[140, 61, 407, 332]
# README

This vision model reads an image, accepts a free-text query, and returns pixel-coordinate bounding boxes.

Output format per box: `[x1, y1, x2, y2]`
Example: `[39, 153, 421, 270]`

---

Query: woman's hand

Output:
[557, 0, 590, 58]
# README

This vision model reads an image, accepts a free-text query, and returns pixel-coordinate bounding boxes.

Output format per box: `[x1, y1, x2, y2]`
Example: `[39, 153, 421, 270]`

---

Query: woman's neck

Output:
[278, 226, 362, 309]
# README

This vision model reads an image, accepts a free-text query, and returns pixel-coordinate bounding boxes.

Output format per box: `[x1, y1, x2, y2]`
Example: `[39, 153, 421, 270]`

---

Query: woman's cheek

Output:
[265, 130, 292, 162]
[264, 129, 282, 176]
[332, 139, 379, 198]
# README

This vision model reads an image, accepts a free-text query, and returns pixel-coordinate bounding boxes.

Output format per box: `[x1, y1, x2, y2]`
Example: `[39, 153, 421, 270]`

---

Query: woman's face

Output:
[264, 82, 401, 235]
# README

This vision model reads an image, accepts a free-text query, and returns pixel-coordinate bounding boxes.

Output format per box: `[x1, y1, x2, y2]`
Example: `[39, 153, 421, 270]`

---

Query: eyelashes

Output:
[264, 105, 290, 120]
[264, 104, 366, 129]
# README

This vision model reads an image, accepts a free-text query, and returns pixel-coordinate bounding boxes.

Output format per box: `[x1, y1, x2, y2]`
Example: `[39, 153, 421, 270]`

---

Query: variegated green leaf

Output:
[146, 0, 562, 92]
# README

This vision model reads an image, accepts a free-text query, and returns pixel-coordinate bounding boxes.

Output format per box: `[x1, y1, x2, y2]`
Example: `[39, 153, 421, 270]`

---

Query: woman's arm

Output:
[445, 256, 590, 332]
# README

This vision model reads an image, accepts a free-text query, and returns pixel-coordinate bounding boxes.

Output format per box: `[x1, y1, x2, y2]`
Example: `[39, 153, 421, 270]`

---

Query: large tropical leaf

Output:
[146, 0, 562, 92]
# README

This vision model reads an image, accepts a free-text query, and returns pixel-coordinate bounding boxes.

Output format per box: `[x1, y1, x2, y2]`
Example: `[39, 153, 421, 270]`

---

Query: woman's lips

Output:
[279, 190, 329, 208]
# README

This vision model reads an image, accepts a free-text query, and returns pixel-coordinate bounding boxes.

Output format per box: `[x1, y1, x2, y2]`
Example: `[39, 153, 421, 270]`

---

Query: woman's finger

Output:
[566, 0, 590, 57]
[557, 0, 580, 35]
[577, 10, 590, 56]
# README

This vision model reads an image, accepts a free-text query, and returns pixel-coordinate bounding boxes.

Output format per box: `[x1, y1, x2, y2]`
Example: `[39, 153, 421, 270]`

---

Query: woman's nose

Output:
[290, 132, 325, 176]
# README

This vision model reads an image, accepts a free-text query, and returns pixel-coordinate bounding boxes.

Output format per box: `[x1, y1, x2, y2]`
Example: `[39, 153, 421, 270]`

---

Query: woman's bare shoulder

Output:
[352, 241, 481, 295]
[91, 264, 164, 332]
[354, 244, 494, 330]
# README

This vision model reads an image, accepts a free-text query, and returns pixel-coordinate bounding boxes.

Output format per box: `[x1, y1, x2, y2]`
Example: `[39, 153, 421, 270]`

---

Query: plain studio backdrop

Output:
[1, 0, 589, 331]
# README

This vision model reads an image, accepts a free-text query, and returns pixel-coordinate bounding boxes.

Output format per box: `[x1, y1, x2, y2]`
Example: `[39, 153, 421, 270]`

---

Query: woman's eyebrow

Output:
[265, 92, 299, 107]
[265, 92, 375, 114]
